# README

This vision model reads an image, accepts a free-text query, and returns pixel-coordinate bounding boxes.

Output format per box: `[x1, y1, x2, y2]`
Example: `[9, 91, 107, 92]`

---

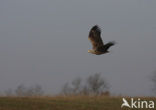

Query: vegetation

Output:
[61, 73, 110, 96]
[1, 73, 156, 110]
[4, 84, 44, 97]
[0, 96, 155, 110]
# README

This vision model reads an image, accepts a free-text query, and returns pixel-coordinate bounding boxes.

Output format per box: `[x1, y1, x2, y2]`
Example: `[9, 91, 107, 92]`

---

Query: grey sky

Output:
[0, 0, 156, 96]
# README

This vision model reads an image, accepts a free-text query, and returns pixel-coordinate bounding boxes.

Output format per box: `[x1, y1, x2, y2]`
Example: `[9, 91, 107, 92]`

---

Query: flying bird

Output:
[88, 25, 115, 55]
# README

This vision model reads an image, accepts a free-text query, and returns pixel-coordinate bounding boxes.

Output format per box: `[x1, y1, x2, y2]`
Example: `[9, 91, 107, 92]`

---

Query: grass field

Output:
[0, 96, 155, 110]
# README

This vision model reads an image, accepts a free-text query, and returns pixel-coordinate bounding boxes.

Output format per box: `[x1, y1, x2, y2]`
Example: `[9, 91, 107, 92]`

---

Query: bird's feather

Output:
[103, 41, 115, 51]
[88, 25, 104, 50]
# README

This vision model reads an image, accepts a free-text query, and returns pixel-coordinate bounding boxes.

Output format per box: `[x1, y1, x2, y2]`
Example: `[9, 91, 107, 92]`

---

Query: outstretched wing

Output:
[88, 25, 104, 49]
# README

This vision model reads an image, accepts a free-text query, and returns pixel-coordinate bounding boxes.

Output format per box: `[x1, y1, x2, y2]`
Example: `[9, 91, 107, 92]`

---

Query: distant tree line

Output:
[3, 73, 110, 97]
[4, 84, 44, 97]
[61, 73, 110, 96]
[4, 71, 156, 97]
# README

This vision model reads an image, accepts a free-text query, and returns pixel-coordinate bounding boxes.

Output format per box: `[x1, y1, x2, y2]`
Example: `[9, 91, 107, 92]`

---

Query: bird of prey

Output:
[88, 25, 115, 55]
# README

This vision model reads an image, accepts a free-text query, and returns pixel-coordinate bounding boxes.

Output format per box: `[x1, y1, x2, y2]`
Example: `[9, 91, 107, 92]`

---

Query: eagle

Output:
[88, 25, 115, 55]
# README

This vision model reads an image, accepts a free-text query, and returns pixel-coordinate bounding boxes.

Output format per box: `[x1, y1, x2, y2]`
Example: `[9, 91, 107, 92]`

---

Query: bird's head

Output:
[88, 50, 109, 55]
[88, 50, 99, 55]
[88, 50, 95, 54]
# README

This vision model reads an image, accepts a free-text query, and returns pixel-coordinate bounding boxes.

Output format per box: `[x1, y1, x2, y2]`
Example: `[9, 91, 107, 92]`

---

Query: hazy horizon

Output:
[0, 0, 156, 96]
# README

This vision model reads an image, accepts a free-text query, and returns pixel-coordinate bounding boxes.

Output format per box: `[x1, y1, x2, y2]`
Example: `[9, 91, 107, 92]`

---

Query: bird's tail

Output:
[104, 41, 116, 50]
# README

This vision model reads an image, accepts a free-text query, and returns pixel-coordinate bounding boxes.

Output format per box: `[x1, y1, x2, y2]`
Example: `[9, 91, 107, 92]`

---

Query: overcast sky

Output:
[0, 0, 156, 96]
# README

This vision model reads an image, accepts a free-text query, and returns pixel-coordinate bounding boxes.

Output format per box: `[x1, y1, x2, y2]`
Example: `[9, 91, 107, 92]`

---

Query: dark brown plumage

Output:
[88, 25, 115, 55]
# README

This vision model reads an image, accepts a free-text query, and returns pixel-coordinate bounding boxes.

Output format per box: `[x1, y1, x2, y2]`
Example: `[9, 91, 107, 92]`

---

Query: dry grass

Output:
[0, 96, 155, 110]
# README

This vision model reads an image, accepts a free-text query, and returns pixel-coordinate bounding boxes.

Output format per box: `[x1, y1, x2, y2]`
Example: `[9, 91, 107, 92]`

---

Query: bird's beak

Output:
[88, 50, 92, 53]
